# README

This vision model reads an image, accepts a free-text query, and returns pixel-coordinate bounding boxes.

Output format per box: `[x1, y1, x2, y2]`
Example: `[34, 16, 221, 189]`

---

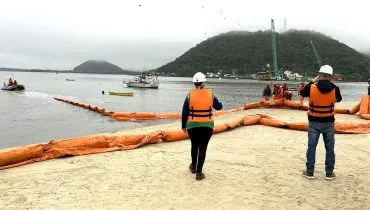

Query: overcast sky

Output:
[0, 0, 369, 70]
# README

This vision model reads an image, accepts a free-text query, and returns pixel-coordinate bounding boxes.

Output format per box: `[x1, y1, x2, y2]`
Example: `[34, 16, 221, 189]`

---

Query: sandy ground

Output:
[0, 101, 369, 209]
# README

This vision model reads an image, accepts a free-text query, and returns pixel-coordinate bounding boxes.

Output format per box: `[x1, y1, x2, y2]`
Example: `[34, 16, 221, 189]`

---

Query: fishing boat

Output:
[125, 73, 159, 89]
[66, 79, 75, 81]
[109, 91, 134, 96]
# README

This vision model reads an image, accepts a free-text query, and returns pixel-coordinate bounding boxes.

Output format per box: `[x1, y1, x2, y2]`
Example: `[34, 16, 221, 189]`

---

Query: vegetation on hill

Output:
[154, 30, 370, 81]
[0, 60, 138, 75]
[72, 60, 130, 74]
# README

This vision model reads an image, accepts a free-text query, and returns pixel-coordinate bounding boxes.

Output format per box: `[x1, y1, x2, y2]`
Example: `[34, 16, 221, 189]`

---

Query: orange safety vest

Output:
[273, 86, 284, 100]
[188, 89, 213, 123]
[308, 84, 336, 117]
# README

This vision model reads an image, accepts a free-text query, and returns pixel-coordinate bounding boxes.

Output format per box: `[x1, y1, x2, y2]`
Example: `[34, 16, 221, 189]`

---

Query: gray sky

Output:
[0, 0, 369, 70]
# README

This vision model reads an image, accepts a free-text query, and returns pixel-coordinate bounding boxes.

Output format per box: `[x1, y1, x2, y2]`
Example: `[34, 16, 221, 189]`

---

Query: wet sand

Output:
[0, 101, 369, 209]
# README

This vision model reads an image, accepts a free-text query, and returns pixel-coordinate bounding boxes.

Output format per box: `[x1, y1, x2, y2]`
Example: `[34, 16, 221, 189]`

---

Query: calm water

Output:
[0, 71, 367, 149]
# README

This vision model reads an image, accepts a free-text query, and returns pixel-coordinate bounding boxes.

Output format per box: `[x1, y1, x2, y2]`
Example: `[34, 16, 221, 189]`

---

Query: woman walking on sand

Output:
[181, 72, 223, 181]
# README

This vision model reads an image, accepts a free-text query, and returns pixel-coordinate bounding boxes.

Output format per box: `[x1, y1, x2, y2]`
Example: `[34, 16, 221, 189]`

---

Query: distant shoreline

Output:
[0, 68, 366, 82]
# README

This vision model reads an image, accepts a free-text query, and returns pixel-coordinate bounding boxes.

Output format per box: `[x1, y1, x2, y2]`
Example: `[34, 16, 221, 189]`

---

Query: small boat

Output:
[109, 91, 133, 96]
[1, 84, 25, 91]
[125, 73, 159, 89]
[66, 79, 75, 81]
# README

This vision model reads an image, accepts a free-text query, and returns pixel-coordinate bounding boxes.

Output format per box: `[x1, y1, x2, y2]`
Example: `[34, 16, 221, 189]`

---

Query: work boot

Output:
[196, 172, 205, 181]
[189, 164, 196, 173]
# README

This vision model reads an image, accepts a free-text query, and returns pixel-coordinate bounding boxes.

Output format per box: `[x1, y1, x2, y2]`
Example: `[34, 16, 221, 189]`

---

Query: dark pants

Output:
[306, 122, 335, 173]
[187, 127, 213, 173]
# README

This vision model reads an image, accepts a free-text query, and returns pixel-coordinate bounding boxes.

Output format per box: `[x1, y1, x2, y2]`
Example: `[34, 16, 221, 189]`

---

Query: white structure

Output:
[284, 70, 303, 81]
[294, 73, 303, 81]
[206, 72, 221, 78]
[284, 71, 295, 80]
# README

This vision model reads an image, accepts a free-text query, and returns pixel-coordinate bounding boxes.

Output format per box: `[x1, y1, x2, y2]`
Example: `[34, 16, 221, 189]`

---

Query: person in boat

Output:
[297, 82, 305, 105]
[13, 80, 18, 86]
[8, 78, 14, 86]
[182, 72, 223, 181]
[262, 83, 272, 101]
[300, 65, 342, 180]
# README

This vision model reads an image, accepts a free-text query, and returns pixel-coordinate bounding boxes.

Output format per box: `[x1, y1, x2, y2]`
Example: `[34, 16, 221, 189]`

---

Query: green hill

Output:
[73, 60, 130, 74]
[155, 30, 370, 81]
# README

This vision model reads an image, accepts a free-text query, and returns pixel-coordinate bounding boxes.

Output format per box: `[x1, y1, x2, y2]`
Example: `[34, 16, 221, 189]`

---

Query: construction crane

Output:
[309, 40, 322, 68]
[271, 19, 282, 80]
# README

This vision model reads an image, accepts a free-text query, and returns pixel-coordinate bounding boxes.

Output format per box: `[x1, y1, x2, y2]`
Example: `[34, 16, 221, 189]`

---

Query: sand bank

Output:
[0, 101, 369, 209]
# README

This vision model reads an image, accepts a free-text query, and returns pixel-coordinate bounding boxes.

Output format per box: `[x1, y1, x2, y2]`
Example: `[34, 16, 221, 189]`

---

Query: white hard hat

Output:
[319, 65, 333, 75]
[192, 72, 207, 82]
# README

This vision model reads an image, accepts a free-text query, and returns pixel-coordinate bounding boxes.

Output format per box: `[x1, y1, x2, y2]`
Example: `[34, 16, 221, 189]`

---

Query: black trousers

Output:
[187, 127, 213, 173]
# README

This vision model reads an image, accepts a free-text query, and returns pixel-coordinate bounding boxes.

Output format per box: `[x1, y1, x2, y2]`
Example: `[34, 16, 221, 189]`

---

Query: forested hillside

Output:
[155, 30, 370, 81]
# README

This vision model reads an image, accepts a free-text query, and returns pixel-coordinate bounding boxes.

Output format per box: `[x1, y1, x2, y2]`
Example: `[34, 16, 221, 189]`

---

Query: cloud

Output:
[0, 0, 369, 69]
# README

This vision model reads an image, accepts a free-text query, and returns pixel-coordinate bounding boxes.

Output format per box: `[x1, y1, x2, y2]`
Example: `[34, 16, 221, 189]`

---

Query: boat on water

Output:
[66, 79, 75, 81]
[1, 84, 25, 91]
[125, 73, 159, 89]
[109, 91, 133, 96]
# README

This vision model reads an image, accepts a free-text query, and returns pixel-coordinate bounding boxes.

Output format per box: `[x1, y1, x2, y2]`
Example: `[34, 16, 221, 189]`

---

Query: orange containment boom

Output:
[1, 96, 366, 170]
[359, 95, 370, 120]
[53, 97, 244, 121]
[1, 110, 369, 170]
[54, 97, 365, 121]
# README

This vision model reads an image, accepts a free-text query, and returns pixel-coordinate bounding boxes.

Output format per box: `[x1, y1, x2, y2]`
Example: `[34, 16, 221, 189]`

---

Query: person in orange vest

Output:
[282, 83, 288, 92]
[273, 83, 283, 100]
[283, 90, 292, 100]
[300, 65, 342, 180]
[182, 72, 223, 181]
[8, 78, 14, 86]
[297, 82, 305, 105]
[262, 83, 272, 101]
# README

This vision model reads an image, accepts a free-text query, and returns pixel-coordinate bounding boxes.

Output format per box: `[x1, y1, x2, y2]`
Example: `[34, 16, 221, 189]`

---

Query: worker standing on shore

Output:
[300, 65, 342, 180]
[297, 82, 305, 105]
[273, 83, 284, 100]
[283, 90, 293, 100]
[181, 72, 223, 181]
[282, 83, 288, 92]
[262, 84, 272, 101]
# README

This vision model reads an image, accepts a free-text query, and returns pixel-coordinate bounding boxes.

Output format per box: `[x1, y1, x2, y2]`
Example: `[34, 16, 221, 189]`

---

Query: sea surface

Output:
[0, 71, 367, 149]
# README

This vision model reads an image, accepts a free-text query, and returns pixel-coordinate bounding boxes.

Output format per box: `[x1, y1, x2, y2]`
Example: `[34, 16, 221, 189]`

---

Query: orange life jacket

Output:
[273, 86, 284, 100]
[188, 89, 213, 123]
[308, 84, 336, 117]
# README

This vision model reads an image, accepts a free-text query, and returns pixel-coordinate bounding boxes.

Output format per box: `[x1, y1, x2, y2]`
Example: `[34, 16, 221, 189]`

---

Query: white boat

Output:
[125, 73, 159, 89]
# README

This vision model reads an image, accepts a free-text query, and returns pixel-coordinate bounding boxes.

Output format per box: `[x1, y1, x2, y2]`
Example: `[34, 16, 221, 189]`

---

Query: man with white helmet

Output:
[300, 65, 342, 180]
[182, 72, 223, 181]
